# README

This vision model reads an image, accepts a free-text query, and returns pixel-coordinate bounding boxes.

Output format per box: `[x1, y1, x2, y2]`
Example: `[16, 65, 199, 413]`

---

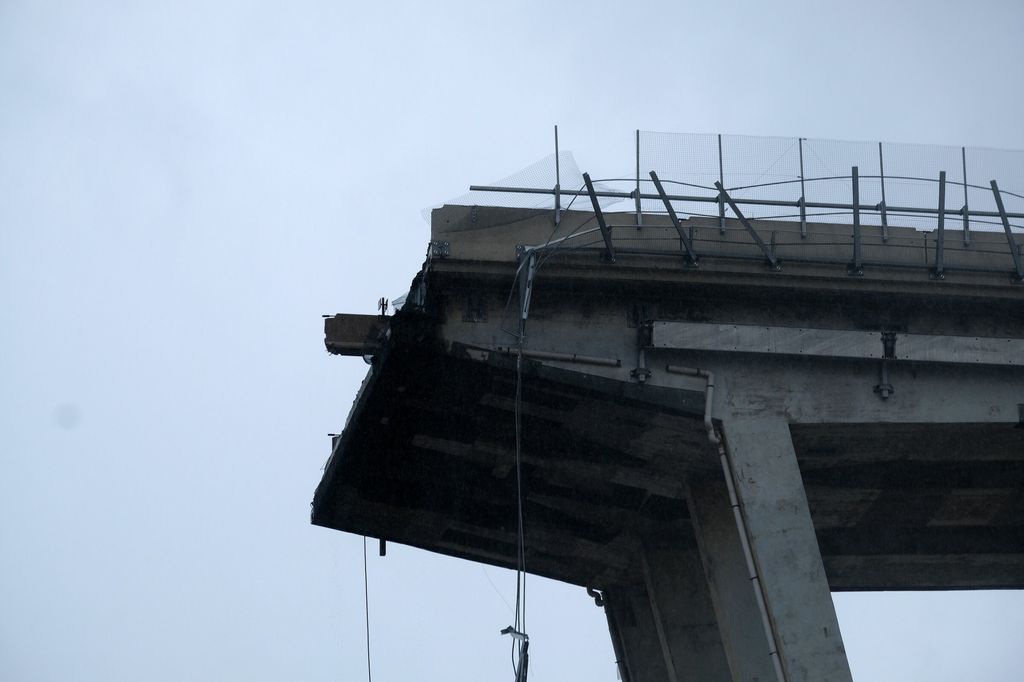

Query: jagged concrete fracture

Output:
[314, 205, 1024, 682]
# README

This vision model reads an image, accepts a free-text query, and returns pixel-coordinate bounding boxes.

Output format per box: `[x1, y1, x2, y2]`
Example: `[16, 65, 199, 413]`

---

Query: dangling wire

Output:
[510, 295, 529, 681]
[363, 536, 373, 682]
[499, 186, 603, 681]
[503, 246, 538, 682]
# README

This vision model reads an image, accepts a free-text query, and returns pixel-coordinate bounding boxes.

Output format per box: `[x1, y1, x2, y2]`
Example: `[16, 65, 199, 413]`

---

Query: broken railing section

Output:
[470, 167, 1024, 280]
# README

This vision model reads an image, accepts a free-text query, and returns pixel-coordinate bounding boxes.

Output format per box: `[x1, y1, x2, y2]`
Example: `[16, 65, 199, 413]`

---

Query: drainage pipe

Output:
[666, 365, 717, 444]
[493, 346, 621, 367]
[665, 364, 787, 682]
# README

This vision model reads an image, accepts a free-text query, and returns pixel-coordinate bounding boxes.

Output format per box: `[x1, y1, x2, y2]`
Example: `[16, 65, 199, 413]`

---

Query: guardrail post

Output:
[718, 134, 726, 234]
[849, 166, 863, 276]
[634, 130, 643, 228]
[878, 143, 889, 242]
[961, 147, 970, 247]
[933, 171, 946, 279]
[553, 125, 561, 226]
[798, 138, 807, 239]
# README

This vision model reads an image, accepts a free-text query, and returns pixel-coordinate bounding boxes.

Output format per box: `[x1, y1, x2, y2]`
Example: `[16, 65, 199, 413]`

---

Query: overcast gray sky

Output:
[2, 1, 1023, 680]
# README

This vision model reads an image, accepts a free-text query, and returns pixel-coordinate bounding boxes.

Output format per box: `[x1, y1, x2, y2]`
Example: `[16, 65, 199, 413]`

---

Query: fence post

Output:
[635, 129, 643, 228]
[798, 138, 807, 239]
[961, 147, 971, 247]
[878, 142, 889, 242]
[554, 125, 561, 227]
[933, 171, 946, 279]
[849, 166, 863, 276]
[718, 134, 726, 234]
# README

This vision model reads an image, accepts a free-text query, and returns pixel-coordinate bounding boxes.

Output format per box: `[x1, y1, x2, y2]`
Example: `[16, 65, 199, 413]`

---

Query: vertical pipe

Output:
[603, 597, 634, 682]
[798, 138, 807, 239]
[961, 147, 970, 246]
[878, 142, 889, 241]
[363, 536, 373, 682]
[553, 126, 561, 226]
[851, 166, 862, 274]
[934, 171, 946, 278]
[718, 134, 726, 233]
[717, 444, 788, 682]
[635, 129, 643, 228]
[667, 366, 787, 682]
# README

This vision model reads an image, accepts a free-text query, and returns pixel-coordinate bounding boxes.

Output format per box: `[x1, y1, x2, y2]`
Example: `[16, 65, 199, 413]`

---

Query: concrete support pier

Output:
[639, 544, 732, 681]
[717, 418, 852, 681]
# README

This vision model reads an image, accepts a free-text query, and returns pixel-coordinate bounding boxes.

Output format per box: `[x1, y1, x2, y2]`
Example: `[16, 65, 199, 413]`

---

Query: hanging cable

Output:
[512, 254, 531, 682]
[363, 536, 372, 682]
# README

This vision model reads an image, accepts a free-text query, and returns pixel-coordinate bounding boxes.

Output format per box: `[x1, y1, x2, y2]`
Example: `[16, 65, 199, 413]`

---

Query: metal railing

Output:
[465, 129, 1024, 281]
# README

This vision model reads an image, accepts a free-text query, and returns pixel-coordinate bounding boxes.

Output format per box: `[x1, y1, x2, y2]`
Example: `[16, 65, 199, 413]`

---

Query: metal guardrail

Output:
[467, 129, 1024, 281]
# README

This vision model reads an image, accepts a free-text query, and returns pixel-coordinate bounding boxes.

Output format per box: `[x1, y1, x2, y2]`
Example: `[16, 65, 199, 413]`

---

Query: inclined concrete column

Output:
[604, 582, 673, 682]
[640, 544, 733, 682]
[718, 417, 853, 682]
[687, 474, 780, 682]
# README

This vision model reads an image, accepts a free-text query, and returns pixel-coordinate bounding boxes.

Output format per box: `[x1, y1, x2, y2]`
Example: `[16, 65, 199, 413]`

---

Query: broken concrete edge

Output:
[312, 304, 713, 584]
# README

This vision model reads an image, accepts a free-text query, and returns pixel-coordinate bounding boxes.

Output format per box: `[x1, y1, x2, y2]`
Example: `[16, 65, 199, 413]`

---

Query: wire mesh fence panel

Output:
[425, 151, 619, 223]
[449, 132, 1024, 250]
[880, 141, 964, 231]
[965, 146, 1024, 231]
[720, 134, 803, 221]
[800, 138, 883, 226]
[638, 131, 720, 219]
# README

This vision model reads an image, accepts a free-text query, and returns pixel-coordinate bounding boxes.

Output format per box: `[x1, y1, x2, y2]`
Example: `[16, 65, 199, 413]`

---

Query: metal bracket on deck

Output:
[583, 172, 616, 263]
[991, 180, 1024, 281]
[518, 249, 538, 324]
[428, 240, 449, 259]
[874, 331, 897, 400]
[650, 170, 698, 266]
[714, 181, 780, 270]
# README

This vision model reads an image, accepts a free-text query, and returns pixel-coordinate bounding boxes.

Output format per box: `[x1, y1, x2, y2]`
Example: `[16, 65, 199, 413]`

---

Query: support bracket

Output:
[583, 172, 616, 263]
[650, 171, 698, 265]
[518, 249, 538, 324]
[874, 331, 897, 399]
[990, 180, 1024, 281]
[428, 240, 449, 259]
[714, 182, 780, 270]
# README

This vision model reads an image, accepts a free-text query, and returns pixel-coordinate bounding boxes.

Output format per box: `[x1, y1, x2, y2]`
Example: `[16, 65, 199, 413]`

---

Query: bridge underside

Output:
[314, 206, 1024, 682]
[313, 334, 1024, 591]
